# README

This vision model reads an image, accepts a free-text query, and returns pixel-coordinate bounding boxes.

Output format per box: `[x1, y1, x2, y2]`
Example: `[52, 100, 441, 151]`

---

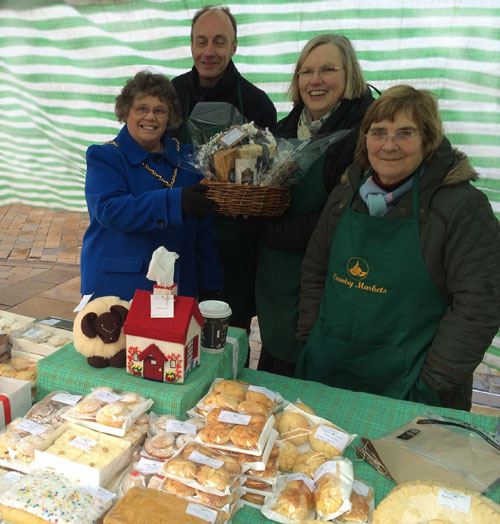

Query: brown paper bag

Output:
[355, 414, 500, 493]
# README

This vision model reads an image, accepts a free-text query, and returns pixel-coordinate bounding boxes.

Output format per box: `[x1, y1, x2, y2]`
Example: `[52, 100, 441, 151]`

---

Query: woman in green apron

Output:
[255, 35, 375, 376]
[296, 85, 500, 411]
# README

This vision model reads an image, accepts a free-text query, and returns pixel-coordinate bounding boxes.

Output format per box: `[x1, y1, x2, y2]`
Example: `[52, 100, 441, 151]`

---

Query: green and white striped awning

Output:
[1, 0, 499, 215]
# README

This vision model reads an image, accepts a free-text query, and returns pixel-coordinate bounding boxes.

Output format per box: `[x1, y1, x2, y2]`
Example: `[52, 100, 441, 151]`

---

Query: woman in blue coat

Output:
[80, 71, 223, 301]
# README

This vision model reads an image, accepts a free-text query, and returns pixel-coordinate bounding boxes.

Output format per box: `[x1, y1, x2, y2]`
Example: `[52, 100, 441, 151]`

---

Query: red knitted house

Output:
[124, 289, 204, 383]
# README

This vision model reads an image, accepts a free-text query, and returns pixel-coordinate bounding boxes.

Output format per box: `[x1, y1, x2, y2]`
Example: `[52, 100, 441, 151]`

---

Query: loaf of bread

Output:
[373, 480, 500, 523]
[103, 487, 224, 524]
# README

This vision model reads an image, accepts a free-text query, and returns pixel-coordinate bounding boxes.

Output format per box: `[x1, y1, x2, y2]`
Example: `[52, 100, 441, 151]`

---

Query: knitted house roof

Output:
[124, 289, 204, 345]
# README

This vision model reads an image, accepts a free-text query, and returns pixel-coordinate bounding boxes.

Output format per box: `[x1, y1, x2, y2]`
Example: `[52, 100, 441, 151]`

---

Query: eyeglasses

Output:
[297, 66, 344, 79]
[366, 129, 420, 144]
[132, 105, 168, 118]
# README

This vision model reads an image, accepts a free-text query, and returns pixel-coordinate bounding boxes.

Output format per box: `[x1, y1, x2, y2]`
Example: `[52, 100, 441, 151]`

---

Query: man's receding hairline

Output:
[191, 7, 237, 43]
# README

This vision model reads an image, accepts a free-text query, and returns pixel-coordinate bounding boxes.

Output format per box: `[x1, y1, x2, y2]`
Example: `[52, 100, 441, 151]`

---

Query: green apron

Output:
[255, 155, 328, 362]
[296, 175, 447, 405]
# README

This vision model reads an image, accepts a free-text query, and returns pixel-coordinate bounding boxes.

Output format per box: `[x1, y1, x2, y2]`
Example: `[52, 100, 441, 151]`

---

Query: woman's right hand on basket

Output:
[181, 184, 219, 216]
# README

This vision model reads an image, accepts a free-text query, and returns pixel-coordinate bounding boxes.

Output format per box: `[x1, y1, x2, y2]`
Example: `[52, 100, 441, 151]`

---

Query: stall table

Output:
[36, 327, 247, 419]
[233, 368, 500, 523]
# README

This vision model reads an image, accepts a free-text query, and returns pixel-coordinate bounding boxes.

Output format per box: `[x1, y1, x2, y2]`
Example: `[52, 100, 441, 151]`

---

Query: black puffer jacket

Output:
[261, 88, 375, 253]
[297, 138, 500, 410]
[171, 60, 277, 139]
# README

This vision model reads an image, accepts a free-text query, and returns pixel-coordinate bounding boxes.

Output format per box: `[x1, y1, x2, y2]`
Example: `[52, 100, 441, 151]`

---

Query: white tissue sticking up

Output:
[146, 247, 179, 287]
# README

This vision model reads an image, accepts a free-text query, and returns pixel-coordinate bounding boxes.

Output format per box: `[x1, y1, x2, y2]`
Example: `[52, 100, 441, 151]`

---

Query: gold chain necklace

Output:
[106, 138, 181, 188]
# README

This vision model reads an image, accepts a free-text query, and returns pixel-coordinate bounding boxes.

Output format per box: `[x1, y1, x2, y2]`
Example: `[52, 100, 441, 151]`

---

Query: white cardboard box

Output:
[11, 325, 73, 357]
[0, 376, 32, 430]
[34, 422, 133, 487]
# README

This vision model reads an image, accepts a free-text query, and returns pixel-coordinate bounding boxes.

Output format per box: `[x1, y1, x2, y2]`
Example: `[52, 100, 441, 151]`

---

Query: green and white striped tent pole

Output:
[1, 1, 499, 369]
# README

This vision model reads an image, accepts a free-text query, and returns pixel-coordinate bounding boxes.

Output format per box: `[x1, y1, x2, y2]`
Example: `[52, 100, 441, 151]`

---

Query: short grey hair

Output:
[190, 5, 237, 42]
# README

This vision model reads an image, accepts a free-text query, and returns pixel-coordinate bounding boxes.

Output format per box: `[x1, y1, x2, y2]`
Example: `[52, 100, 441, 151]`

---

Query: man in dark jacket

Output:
[171, 6, 277, 337]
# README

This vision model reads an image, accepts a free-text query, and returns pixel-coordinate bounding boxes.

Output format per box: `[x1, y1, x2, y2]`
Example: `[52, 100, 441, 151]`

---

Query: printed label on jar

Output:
[314, 424, 349, 452]
[437, 490, 471, 514]
[287, 472, 315, 492]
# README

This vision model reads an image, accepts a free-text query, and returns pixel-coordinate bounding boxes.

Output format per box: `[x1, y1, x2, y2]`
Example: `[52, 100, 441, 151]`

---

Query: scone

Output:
[196, 464, 231, 491]
[213, 380, 246, 401]
[204, 392, 240, 411]
[245, 389, 275, 411]
[292, 450, 327, 478]
[195, 488, 230, 508]
[164, 477, 196, 497]
[143, 433, 176, 459]
[242, 492, 266, 505]
[278, 440, 299, 472]
[337, 488, 371, 523]
[95, 401, 129, 428]
[237, 400, 269, 417]
[229, 425, 260, 450]
[309, 423, 346, 457]
[272, 482, 314, 520]
[199, 423, 232, 445]
[70, 397, 102, 419]
[315, 472, 343, 518]
[278, 411, 310, 445]
[164, 456, 198, 479]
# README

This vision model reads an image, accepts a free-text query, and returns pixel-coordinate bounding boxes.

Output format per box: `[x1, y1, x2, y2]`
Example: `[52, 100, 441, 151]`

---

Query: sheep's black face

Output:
[95, 312, 122, 343]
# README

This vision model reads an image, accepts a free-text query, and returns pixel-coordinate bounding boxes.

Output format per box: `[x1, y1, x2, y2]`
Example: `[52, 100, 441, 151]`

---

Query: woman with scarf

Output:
[296, 85, 500, 410]
[255, 34, 375, 376]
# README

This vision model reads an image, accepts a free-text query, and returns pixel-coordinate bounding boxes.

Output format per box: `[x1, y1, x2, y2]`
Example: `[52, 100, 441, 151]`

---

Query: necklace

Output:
[106, 138, 181, 188]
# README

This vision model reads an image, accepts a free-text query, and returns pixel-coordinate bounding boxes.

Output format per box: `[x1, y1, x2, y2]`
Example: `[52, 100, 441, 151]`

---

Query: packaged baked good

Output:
[64, 387, 153, 436]
[188, 378, 285, 420]
[103, 487, 227, 524]
[26, 391, 82, 427]
[313, 457, 354, 521]
[0, 470, 114, 524]
[0, 467, 23, 493]
[373, 479, 500, 523]
[262, 473, 316, 523]
[147, 413, 204, 451]
[159, 442, 245, 497]
[334, 478, 374, 523]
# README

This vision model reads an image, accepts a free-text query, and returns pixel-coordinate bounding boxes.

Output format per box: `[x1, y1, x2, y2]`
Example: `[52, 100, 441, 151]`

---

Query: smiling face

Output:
[126, 95, 169, 152]
[191, 10, 237, 88]
[298, 43, 346, 120]
[367, 110, 425, 185]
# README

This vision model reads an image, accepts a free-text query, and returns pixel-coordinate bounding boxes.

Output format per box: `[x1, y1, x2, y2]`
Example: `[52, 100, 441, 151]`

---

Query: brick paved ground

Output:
[0, 203, 262, 368]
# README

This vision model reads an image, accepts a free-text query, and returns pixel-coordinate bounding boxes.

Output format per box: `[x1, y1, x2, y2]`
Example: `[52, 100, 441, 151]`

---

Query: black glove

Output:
[198, 289, 223, 303]
[181, 184, 219, 217]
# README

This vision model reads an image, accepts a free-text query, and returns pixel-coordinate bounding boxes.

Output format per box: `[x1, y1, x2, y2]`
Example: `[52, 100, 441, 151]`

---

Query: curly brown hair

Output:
[114, 71, 182, 129]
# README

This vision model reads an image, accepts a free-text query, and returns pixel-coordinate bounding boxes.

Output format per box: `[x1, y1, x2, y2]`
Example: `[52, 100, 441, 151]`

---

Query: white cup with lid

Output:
[198, 300, 232, 353]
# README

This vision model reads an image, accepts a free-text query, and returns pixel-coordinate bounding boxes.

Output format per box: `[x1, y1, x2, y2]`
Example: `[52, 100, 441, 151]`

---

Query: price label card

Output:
[353, 479, 370, 496]
[166, 419, 196, 435]
[69, 437, 97, 452]
[4, 471, 24, 484]
[22, 328, 44, 339]
[188, 451, 224, 469]
[17, 419, 48, 435]
[51, 393, 82, 406]
[248, 385, 276, 402]
[437, 490, 471, 514]
[288, 472, 315, 492]
[150, 294, 174, 318]
[186, 503, 217, 523]
[219, 126, 247, 148]
[81, 485, 115, 503]
[217, 410, 251, 425]
[38, 318, 60, 326]
[314, 424, 349, 452]
[92, 390, 121, 403]
[313, 460, 337, 482]
[136, 458, 162, 475]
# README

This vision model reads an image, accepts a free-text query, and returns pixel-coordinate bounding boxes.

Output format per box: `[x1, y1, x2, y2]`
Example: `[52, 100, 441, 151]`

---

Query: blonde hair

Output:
[355, 85, 444, 169]
[289, 34, 366, 106]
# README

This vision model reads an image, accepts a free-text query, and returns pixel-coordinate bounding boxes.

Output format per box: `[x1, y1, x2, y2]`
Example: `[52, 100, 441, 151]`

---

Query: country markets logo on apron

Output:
[332, 257, 387, 294]
[347, 257, 369, 281]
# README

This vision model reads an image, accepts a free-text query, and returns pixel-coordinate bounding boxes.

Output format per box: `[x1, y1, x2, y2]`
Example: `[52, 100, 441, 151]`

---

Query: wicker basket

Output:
[201, 179, 290, 217]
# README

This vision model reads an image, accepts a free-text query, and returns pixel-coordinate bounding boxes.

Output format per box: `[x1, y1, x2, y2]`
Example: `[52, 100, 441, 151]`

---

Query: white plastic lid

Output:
[198, 300, 232, 319]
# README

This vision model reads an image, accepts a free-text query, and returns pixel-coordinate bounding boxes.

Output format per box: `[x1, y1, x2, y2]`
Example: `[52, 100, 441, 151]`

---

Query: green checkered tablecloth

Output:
[232, 368, 500, 524]
[36, 327, 247, 419]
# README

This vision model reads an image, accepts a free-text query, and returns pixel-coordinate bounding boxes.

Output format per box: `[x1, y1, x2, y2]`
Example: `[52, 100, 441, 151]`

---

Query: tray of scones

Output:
[62, 386, 153, 437]
[188, 378, 284, 456]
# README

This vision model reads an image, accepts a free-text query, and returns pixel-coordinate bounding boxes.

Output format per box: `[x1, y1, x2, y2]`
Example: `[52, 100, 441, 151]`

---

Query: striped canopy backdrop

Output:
[1, 1, 500, 365]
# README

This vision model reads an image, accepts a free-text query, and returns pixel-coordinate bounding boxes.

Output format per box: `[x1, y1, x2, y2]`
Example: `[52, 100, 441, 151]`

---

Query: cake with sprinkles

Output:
[0, 470, 114, 523]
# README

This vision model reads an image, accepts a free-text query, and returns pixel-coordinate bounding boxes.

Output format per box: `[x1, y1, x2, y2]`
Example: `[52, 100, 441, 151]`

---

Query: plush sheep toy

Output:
[73, 296, 130, 368]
